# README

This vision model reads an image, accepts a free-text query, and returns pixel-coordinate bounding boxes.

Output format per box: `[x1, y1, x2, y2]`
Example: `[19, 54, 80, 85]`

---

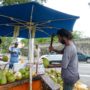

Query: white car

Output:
[40, 53, 63, 64]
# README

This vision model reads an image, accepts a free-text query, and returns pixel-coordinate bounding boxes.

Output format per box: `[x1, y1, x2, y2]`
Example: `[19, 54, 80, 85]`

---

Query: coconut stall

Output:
[0, 2, 79, 90]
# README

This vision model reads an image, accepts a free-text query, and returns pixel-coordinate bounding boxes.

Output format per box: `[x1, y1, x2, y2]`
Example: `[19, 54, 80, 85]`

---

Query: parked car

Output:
[77, 52, 90, 63]
[40, 52, 90, 64]
[40, 53, 63, 64]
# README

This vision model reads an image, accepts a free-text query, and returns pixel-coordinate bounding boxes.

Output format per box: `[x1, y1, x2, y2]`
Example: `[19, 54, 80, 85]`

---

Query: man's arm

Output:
[9, 47, 16, 54]
[49, 46, 64, 54]
[61, 47, 71, 69]
[53, 48, 64, 54]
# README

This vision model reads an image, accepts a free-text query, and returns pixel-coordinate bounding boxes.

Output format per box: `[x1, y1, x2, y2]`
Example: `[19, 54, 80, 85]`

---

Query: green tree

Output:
[2, 0, 47, 6]
[35, 38, 50, 44]
[21, 38, 28, 47]
[72, 31, 82, 40]
[0, 37, 13, 53]
[21, 35, 58, 46]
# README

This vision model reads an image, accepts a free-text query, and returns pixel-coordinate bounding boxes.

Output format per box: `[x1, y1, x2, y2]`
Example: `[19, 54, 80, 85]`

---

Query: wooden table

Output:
[0, 75, 60, 90]
[0, 76, 42, 90]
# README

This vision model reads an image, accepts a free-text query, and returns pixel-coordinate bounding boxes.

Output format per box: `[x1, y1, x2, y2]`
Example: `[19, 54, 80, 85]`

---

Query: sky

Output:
[44, 0, 90, 37]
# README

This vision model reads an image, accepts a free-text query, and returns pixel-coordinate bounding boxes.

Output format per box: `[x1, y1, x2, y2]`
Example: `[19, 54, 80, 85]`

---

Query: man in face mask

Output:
[49, 28, 79, 90]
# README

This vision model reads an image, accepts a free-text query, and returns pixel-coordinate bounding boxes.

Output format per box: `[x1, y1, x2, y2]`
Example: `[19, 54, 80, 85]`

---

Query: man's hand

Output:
[49, 46, 54, 52]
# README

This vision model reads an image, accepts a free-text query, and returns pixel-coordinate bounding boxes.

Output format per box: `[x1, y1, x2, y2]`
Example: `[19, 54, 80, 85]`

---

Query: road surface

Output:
[79, 62, 90, 88]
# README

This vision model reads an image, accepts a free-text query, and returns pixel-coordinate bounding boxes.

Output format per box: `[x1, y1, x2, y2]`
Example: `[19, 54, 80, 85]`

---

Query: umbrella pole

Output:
[28, 38, 32, 90]
[28, 5, 35, 90]
[29, 26, 35, 90]
[29, 38, 33, 90]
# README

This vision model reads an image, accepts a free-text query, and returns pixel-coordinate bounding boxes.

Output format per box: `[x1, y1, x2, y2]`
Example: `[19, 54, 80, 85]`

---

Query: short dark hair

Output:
[57, 28, 73, 40]
[15, 42, 18, 45]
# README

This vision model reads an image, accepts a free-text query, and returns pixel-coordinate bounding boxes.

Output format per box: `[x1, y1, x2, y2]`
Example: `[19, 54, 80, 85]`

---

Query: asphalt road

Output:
[79, 62, 90, 88]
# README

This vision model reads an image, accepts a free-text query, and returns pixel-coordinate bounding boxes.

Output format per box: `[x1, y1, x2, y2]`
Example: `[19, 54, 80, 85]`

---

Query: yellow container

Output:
[73, 81, 88, 90]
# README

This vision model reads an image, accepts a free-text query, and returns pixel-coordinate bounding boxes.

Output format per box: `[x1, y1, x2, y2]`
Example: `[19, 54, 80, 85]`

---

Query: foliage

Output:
[35, 38, 50, 44]
[2, 0, 47, 6]
[21, 38, 28, 47]
[35, 36, 58, 44]
[72, 31, 82, 40]
[0, 37, 13, 53]
[2, 0, 31, 5]
[20, 36, 58, 47]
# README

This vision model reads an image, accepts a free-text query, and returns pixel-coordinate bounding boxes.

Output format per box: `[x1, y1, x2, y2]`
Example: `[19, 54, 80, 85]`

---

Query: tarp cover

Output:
[0, 2, 79, 38]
